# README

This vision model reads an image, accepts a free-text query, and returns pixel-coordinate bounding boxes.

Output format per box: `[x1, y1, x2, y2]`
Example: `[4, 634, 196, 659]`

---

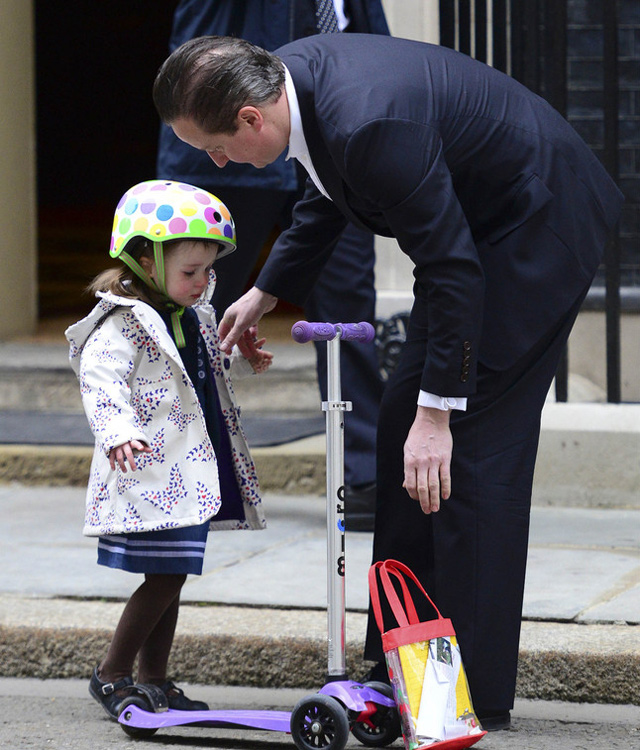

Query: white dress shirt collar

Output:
[283, 65, 331, 200]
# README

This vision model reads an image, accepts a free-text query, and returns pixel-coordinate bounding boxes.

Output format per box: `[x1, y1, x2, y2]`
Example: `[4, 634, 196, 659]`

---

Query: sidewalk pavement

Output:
[0, 484, 638, 706]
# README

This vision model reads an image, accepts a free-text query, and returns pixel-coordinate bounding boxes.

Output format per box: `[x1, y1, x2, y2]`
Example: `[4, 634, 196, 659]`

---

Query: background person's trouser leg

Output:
[303, 222, 383, 487]
[209, 187, 294, 317]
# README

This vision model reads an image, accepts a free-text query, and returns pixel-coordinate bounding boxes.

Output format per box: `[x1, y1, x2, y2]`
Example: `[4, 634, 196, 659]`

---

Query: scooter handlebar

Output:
[291, 321, 336, 343]
[291, 321, 375, 343]
[338, 322, 375, 342]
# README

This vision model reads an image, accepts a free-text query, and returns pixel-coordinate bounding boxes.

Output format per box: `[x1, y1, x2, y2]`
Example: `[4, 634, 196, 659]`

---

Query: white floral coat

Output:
[65, 291, 266, 536]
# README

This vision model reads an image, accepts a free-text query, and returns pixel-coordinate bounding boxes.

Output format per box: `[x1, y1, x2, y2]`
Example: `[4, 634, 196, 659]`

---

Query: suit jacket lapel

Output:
[283, 53, 349, 211]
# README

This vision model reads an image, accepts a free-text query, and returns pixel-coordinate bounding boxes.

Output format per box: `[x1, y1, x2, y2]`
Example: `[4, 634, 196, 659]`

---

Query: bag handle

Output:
[369, 559, 444, 634]
[369, 561, 418, 629]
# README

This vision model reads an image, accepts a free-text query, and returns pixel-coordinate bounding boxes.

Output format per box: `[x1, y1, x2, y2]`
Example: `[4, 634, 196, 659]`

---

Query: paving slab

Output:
[1, 485, 638, 622]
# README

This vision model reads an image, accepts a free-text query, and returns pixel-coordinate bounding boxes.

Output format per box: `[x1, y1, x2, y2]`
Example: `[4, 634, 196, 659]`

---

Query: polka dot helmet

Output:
[110, 179, 236, 261]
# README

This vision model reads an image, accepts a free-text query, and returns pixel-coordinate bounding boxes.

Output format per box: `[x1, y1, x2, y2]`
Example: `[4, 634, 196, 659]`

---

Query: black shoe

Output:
[89, 667, 134, 721]
[344, 482, 376, 532]
[159, 680, 209, 711]
[476, 710, 511, 731]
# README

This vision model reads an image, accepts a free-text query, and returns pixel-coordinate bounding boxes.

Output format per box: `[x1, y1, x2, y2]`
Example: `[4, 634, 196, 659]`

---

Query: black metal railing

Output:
[439, 0, 626, 403]
[602, 1, 622, 403]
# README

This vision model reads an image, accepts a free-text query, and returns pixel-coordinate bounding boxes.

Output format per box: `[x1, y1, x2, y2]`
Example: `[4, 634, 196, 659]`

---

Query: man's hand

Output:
[218, 286, 278, 353]
[403, 406, 453, 514]
[108, 439, 152, 472]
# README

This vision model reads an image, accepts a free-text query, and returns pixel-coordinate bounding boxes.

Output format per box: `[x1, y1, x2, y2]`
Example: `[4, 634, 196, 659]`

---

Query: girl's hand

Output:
[237, 326, 274, 374]
[108, 439, 152, 472]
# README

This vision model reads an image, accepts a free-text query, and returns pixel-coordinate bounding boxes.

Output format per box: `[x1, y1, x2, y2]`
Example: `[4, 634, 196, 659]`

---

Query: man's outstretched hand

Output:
[218, 286, 278, 353]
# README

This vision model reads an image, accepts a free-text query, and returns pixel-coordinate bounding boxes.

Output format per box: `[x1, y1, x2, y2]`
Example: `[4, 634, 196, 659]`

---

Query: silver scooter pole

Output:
[324, 327, 350, 678]
[291, 320, 375, 680]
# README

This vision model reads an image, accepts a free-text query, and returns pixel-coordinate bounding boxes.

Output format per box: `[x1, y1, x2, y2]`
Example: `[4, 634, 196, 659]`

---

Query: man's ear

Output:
[237, 106, 263, 131]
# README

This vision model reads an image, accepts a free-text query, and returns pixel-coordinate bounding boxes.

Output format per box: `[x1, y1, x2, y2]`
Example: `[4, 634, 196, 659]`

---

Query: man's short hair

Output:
[153, 36, 285, 135]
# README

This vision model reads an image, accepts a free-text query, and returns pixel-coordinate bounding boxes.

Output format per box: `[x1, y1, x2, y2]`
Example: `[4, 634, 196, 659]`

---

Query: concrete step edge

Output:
[0, 443, 327, 493]
[0, 598, 637, 704]
[1, 442, 639, 509]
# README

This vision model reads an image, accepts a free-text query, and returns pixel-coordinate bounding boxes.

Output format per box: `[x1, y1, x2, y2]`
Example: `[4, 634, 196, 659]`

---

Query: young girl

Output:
[65, 180, 272, 720]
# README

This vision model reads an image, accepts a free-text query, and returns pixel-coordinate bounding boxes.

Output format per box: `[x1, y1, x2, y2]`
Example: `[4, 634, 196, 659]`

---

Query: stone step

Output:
[0, 342, 320, 414]
[1, 341, 638, 509]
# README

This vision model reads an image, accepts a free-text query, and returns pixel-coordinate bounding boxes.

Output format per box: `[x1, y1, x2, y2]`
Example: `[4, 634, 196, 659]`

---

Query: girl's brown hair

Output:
[87, 238, 170, 309]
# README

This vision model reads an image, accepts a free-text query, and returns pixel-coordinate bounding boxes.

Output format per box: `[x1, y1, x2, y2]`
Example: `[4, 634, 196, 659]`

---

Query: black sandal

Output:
[159, 680, 209, 711]
[89, 666, 135, 720]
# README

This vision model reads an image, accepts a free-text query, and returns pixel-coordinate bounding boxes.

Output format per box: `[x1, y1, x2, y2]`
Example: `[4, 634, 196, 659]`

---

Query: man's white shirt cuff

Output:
[418, 391, 468, 411]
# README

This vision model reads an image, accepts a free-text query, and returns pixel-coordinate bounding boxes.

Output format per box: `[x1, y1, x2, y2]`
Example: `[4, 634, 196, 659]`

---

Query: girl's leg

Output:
[99, 573, 186, 683]
[136, 588, 181, 684]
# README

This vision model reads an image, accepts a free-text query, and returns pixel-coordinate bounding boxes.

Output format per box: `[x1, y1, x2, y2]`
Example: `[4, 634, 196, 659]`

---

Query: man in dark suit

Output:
[156, 2, 390, 531]
[153, 33, 623, 728]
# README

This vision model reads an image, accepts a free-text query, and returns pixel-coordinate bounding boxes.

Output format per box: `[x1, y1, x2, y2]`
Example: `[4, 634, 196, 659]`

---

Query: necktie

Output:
[316, 0, 340, 34]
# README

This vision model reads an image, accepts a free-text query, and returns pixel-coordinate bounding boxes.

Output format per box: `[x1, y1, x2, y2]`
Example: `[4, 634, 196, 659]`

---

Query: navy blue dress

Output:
[97, 307, 242, 575]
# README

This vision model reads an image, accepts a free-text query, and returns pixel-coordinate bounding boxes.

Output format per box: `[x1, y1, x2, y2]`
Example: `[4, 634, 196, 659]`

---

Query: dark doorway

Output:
[35, 1, 176, 318]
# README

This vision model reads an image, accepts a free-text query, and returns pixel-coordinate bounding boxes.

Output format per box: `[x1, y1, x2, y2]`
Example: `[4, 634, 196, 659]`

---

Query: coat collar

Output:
[65, 292, 214, 377]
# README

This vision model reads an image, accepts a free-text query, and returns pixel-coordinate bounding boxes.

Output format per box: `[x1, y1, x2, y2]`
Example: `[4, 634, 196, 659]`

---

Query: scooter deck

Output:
[119, 705, 292, 733]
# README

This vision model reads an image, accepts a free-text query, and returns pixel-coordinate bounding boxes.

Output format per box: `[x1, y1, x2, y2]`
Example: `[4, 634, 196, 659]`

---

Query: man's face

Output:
[172, 109, 287, 170]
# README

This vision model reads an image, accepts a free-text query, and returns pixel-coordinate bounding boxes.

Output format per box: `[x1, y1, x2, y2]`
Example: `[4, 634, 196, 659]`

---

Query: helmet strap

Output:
[120, 242, 187, 349]
[153, 240, 187, 348]
[119, 251, 161, 293]
[170, 308, 186, 349]
[152, 241, 167, 296]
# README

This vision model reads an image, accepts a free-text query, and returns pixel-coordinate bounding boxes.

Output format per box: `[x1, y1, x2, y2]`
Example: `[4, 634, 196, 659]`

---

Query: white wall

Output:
[0, 0, 37, 338]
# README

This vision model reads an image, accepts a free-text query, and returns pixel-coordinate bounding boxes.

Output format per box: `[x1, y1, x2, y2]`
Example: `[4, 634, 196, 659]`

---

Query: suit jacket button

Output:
[463, 341, 472, 351]
[461, 373, 469, 382]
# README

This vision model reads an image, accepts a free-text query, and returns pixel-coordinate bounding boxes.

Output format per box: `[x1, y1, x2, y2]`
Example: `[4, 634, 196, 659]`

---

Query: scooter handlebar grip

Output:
[291, 320, 336, 343]
[337, 322, 376, 343]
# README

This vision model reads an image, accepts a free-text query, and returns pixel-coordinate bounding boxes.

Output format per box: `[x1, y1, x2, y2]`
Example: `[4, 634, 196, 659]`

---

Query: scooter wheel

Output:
[291, 693, 350, 750]
[350, 681, 401, 747]
[118, 695, 158, 739]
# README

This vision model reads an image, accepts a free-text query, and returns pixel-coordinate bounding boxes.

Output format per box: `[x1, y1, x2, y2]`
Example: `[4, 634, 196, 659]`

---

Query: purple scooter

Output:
[118, 321, 400, 750]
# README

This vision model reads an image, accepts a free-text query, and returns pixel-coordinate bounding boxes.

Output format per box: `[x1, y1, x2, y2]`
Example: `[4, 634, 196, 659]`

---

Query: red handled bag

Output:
[369, 559, 487, 750]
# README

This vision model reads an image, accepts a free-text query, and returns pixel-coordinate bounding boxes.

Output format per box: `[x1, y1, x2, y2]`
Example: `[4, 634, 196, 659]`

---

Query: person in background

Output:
[156, 0, 391, 531]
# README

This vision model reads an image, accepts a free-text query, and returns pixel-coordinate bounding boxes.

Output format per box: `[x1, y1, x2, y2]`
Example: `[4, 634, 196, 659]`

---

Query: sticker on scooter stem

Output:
[336, 487, 346, 576]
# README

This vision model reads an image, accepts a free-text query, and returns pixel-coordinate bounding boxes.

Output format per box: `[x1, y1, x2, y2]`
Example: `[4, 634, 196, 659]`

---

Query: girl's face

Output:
[147, 240, 219, 307]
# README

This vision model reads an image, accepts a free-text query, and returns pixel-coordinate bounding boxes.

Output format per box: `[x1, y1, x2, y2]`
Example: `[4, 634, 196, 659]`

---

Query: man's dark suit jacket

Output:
[255, 34, 623, 397]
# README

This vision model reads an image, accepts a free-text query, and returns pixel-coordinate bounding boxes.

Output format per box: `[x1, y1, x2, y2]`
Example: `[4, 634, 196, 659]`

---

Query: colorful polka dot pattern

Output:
[110, 180, 236, 259]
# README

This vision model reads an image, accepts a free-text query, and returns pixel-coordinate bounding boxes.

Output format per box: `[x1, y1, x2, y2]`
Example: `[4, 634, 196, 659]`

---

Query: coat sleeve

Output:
[228, 347, 256, 379]
[345, 118, 486, 396]
[78, 315, 150, 455]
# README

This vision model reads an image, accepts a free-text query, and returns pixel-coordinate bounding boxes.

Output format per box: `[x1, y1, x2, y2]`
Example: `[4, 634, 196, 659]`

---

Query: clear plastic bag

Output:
[369, 560, 487, 750]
